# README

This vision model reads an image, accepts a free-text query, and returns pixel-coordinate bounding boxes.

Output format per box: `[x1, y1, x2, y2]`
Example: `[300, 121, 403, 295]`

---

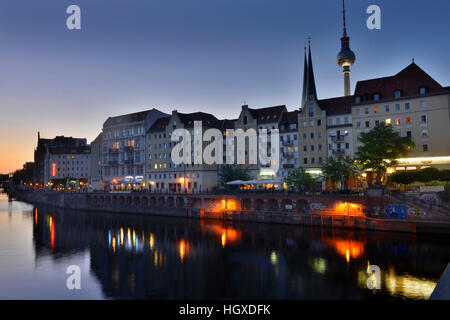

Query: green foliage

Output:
[284, 168, 316, 193]
[219, 165, 251, 189]
[321, 157, 359, 189]
[390, 167, 449, 186]
[12, 162, 34, 185]
[355, 123, 415, 182]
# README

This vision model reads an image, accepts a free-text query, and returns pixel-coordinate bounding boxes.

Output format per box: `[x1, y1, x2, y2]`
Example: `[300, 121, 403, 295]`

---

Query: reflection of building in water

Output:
[30, 205, 450, 299]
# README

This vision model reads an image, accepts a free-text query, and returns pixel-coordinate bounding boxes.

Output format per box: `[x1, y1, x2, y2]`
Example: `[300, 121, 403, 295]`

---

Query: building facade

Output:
[100, 108, 167, 189]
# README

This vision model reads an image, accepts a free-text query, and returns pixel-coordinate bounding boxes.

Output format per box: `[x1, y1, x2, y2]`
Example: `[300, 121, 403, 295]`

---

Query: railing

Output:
[124, 146, 134, 152]
[332, 149, 345, 155]
[108, 148, 119, 153]
[123, 159, 134, 164]
[331, 136, 345, 143]
[282, 140, 293, 146]
[108, 160, 119, 165]
[283, 164, 294, 169]
[282, 152, 295, 159]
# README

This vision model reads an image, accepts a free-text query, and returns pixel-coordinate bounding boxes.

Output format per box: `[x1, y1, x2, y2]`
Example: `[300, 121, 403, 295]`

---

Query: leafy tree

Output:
[12, 162, 34, 185]
[355, 123, 415, 183]
[219, 165, 251, 189]
[389, 170, 417, 190]
[284, 168, 316, 193]
[438, 169, 450, 182]
[417, 167, 441, 183]
[321, 157, 359, 189]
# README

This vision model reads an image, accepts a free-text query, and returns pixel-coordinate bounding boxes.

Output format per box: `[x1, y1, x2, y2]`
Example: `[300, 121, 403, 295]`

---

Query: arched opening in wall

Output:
[134, 197, 140, 206]
[142, 197, 148, 206]
[150, 197, 156, 206]
[157, 197, 165, 207]
[126, 196, 132, 206]
[99, 196, 105, 204]
[119, 196, 125, 206]
[255, 199, 265, 211]
[93, 196, 98, 204]
[267, 199, 278, 211]
[105, 196, 111, 205]
[176, 197, 185, 207]
[112, 196, 118, 205]
[167, 197, 175, 207]
[241, 198, 251, 210]
[296, 199, 308, 213]
[281, 199, 293, 211]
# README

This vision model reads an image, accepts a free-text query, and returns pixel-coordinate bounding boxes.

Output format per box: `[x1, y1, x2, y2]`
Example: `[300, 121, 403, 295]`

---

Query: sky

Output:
[1, 0, 450, 173]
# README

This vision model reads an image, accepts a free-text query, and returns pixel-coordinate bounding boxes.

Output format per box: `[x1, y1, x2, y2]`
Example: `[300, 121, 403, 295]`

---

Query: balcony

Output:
[282, 152, 295, 159]
[124, 146, 134, 152]
[123, 159, 134, 164]
[330, 135, 345, 143]
[282, 140, 293, 146]
[283, 164, 294, 169]
[332, 149, 345, 156]
[108, 148, 119, 153]
[107, 160, 119, 165]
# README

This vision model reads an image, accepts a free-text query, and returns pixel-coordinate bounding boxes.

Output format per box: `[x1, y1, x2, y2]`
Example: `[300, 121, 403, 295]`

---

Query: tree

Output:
[284, 168, 316, 193]
[389, 170, 417, 190]
[321, 157, 359, 189]
[219, 165, 251, 189]
[439, 169, 450, 182]
[12, 162, 35, 185]
[355, 123, 415, 183]
[417, 167, 441, 183]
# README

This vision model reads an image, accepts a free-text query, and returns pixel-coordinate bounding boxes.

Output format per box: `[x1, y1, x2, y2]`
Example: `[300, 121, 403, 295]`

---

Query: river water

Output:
[0, 193, 449, 300]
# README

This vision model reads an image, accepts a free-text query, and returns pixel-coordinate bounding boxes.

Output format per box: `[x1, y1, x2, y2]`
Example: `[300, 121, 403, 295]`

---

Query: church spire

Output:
[301, 45, 308, 108]
[306, 40, 318, 102]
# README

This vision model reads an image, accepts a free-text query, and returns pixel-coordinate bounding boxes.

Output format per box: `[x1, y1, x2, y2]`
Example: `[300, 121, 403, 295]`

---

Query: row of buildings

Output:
[33, 3, 450, 191]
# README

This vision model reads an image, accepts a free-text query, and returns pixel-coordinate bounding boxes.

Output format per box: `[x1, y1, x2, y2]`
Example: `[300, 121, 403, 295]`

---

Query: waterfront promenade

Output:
[10, 189, 450, 234]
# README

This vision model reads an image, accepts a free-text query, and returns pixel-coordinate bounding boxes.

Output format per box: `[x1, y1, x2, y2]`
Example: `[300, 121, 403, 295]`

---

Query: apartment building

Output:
[101, 108, 167, 189]
[34, 135, 91, 187]
[351, 62, 450, 170]
[146, 110, 222, 193]
[90, 133, 103, 190]
[279, 110, 299, 178]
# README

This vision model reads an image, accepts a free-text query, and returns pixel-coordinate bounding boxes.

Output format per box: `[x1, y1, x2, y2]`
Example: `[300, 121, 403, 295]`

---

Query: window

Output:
[422, 144, 428, 152]
[303, 146, 307, 152]
[327, 119, 333, 126]
[336, 118, 341, 125]
[365, 121, 370, 128]
[420, 101, 426, 108]
[375, 120, 380, 126]
[394, 90, 401, 98]
[405, 103, 410, 110]
[243, 116, 247, 125]
[355, 97, 360, 103]
[355, 108, 360, 115]
[303, 158, 308, 164]
[364, 107, 369, 114]
[317, 119, 321, 126]
[303, 133, 307, 140]
[385, 118, 391, 125]
[344, 116, 349, 124]
[406, 117, 412, 125]
[310, 133, 314, 139]
[395, 118, 401, 126]
[421, 130, 428, 137]
[308, 106, 314, 117]
[318, 144, 322, 151]
[395, 104, 401, 111]
[419, 87, 426, 95]
[356, 122, 361, 128]
[406, 131, 412, 138]
[374, 94, 380, 101]
[385, 105, 390, 112]
[345, 143, 349, 149]
[311, 145, 315, 151]
[421, 115, 427, 123]
[374, 106, 379, 113]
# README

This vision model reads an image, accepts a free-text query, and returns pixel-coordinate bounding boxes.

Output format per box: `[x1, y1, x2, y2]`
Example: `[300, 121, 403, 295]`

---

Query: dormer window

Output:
[374, 94, 380, 101]
[308, 106, 314, 117]
[243, 116, 247, 125]
[394, 90, 401, 99]
[419, 87, 426, 95]
[355, 96, 361, 103]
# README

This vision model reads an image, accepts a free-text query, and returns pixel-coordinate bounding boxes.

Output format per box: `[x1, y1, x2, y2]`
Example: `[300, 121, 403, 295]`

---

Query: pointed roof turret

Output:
[301, 46, 308, 108]
[306, 42, 318, 102]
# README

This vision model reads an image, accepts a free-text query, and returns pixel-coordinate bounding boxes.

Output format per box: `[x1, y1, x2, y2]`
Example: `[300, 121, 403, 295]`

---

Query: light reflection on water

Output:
[0, 193, 449, 300]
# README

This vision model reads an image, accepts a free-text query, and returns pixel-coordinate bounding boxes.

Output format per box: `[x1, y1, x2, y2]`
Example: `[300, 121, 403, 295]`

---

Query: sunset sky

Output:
[1, 0, 449, 173]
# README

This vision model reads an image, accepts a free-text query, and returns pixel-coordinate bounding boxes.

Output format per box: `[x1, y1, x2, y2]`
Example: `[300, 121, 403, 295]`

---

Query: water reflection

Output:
[1, 194, 450, 300]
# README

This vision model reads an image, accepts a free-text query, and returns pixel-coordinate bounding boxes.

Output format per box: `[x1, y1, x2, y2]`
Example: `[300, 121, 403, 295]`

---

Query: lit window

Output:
[396, 118, 401, 126]
[406, 117, 412, 125]
[374, 106, 379, 113]
[385, 118, 391, 125]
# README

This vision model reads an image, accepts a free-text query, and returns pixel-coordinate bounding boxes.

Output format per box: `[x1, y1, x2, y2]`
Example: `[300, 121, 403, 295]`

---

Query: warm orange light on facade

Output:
[51, 163, 57, 177]
[334, 202, 364, 216]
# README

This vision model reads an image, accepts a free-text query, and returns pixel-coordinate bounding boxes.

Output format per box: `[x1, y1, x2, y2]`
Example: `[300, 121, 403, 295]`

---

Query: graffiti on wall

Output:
[386, 205, 408, 219]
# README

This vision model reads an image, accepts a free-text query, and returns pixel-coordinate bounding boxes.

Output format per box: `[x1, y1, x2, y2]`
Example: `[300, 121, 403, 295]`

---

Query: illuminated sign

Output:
[51, 163, 57, 177]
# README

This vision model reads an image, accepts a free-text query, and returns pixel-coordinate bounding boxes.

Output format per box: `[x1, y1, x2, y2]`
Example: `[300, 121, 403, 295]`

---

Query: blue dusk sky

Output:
[0, 0, 450, 173]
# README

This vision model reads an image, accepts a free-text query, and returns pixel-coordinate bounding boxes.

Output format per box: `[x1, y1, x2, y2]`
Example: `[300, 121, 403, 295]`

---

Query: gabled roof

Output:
[354, 63, 447, 100]
[220, 119, 237, 130]
[248, 105, 286, 124]
[318, 95, 354, 116]
[280, 110, 299, 124]
[148, 116, 170, 133]
[176, 111, 222, 128]
[103, 110, 151, 127]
